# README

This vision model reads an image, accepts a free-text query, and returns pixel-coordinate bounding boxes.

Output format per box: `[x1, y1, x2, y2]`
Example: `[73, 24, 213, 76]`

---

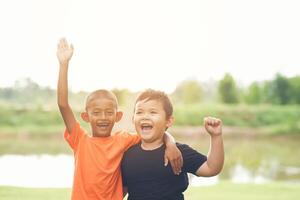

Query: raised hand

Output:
[57, 38, 74, 65]
[204, 117, 222, 137]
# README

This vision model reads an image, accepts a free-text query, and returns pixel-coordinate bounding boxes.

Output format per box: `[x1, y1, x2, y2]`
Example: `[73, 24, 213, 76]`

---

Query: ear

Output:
[115, 111, 123, 122]
[81, 112, 89, 122]
[166, 116, 174, 128]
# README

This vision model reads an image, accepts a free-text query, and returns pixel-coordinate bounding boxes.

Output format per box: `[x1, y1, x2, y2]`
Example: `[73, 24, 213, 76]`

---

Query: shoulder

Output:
[124, 142, 141, 153]
[114, 130, 135, 137]
[176, 143, 207, 174]
[176, 143, 195, 152]
[64, 121, 87, 138]
[114, 130, 139, 140]
[176, 143, 206, 159]
[122, 143, 141, 162]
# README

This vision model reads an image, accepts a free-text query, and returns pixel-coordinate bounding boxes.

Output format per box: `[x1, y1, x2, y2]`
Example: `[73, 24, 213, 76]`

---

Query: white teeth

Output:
[97, 124, 109, 127]
[140, 122, 153, 133]
[141, 123, 151, 126]
[142, 126, 152, 130]
[141, 124, 153, 130]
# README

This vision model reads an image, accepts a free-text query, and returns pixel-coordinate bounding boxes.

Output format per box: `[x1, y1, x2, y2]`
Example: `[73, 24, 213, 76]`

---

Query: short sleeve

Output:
[63, 122, 85, 152]
[119, 132, 141, 152]
[179, 143, 207, 175]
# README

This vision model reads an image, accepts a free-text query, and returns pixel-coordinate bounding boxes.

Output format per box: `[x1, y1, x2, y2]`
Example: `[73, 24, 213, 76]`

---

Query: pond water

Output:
[0, 154, 73, 188]
[0, 154, 299, 188]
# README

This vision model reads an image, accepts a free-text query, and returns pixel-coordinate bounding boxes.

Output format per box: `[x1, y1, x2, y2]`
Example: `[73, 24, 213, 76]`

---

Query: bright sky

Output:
[0, 0, 299, 93]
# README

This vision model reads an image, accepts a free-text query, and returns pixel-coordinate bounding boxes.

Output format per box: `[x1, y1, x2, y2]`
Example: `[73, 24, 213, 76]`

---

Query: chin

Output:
[140, 135, 153, 142]
[94, 132, 111, 137]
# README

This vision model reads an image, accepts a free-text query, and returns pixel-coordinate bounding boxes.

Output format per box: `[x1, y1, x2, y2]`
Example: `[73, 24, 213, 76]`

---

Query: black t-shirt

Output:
[121, 143, 207, 200]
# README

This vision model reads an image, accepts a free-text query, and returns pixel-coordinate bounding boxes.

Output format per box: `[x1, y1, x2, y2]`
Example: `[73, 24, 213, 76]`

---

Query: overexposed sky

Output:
[0, 0, 299, 93]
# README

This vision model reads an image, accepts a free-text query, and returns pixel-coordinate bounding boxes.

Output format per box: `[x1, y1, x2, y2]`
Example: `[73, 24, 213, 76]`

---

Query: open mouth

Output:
[141, 123, 153, 133]
[97, 123, 110, 130]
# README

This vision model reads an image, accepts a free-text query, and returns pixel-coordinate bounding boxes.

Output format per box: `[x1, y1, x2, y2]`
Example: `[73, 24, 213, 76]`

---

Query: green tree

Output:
[289, 76, 300, 104]
[268, 73, 291, 105]
[172, 79, 202, 104]
[0, 78, 57, 108]
[218, 73, 239, 104]
[260, 81, 274, 103]
[0, 88, 15, 100]
[244, 82, 262, 104]
[112, 88, 131, 106]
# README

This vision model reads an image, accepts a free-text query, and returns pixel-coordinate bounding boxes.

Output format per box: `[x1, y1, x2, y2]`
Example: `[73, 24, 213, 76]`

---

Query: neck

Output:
[141, 139, 164, 150]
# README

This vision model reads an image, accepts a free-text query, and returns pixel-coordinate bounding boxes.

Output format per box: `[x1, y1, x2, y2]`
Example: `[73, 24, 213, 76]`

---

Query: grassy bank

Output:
[1, 182, 299, 200]
[1, 104, 300, 135]
[174, 104, 300, 134]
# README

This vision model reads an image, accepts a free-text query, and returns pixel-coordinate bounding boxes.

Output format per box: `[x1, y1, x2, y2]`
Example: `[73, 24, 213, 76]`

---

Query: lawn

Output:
[1, 181, 299, 200]
[184, 181, 300, 200]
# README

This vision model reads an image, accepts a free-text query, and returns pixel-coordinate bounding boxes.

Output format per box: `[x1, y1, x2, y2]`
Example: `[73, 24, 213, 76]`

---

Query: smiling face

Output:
[133, 99, 173, 146]
[81, 90, 122, 137]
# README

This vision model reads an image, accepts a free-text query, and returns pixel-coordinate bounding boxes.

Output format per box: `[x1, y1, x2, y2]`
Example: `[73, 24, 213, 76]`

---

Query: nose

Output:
[141, 113, 150, 120]
[98, 112, 106, 119]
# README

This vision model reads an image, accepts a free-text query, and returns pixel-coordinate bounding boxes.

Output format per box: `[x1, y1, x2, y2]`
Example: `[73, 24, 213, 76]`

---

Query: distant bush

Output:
[173, 104, 300, 128]
[1, 104, 300, 135]
[0, 107, 60, 126]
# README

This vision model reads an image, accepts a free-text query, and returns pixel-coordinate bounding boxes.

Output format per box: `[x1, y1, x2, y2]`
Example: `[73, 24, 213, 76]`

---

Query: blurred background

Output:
[0, 0, 300, 199]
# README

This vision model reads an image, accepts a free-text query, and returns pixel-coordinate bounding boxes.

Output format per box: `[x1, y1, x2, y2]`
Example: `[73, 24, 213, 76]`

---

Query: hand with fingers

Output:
[164, 144, 183, 175]
[204, 117, 222, 137]
[57, 38, 74, 65]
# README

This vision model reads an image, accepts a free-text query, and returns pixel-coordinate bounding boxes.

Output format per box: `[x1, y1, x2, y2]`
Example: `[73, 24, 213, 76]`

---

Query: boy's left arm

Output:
[196, 117, 224, 177]
[164, 132, 183, 175]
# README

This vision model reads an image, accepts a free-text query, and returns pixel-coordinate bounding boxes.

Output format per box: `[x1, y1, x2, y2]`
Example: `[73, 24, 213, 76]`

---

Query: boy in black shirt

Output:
[121, 89, 224, 200]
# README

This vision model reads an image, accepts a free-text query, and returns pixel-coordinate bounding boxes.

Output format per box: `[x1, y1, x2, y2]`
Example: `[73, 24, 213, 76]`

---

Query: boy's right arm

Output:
[57, 38, 76, 133]
[195, 117, 224, 177]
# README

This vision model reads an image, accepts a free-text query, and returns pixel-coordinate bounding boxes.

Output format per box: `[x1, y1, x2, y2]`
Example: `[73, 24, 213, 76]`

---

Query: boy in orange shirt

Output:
[56, 38, 182, 200]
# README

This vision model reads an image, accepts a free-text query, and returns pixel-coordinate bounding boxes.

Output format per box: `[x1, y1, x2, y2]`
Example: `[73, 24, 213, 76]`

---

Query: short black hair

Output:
[135, 89, 173, 119]
[85, 89, 118, 109]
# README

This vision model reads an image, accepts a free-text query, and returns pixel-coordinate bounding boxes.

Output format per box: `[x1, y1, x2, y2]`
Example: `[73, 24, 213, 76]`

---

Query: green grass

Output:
[174, 104, 300, 134]
[184, 181, 300, 200]
[1, 104, 300, 135]
[0, 187, 71, 200]
[1, 182, 299, 200]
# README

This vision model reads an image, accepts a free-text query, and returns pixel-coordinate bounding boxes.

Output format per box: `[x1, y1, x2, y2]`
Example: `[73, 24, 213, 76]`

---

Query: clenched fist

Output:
[204, 117, 222, 137]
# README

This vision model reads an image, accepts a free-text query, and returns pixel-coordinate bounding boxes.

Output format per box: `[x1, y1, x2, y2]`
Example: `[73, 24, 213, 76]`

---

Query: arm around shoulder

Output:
[163, 131, 183, 175]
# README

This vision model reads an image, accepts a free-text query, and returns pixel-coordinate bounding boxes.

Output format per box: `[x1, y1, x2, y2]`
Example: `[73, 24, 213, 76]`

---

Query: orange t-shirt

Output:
[64, 122, 140, 200]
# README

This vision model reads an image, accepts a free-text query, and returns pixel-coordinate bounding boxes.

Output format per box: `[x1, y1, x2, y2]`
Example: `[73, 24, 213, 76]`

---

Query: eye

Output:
[136, 111, 142, 114]
[151, 111, 157, 114]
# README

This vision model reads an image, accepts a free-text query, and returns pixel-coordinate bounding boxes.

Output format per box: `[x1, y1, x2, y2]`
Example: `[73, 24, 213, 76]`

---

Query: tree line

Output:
[173, 73, 300, 105]
[0, 73, 300, 108]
